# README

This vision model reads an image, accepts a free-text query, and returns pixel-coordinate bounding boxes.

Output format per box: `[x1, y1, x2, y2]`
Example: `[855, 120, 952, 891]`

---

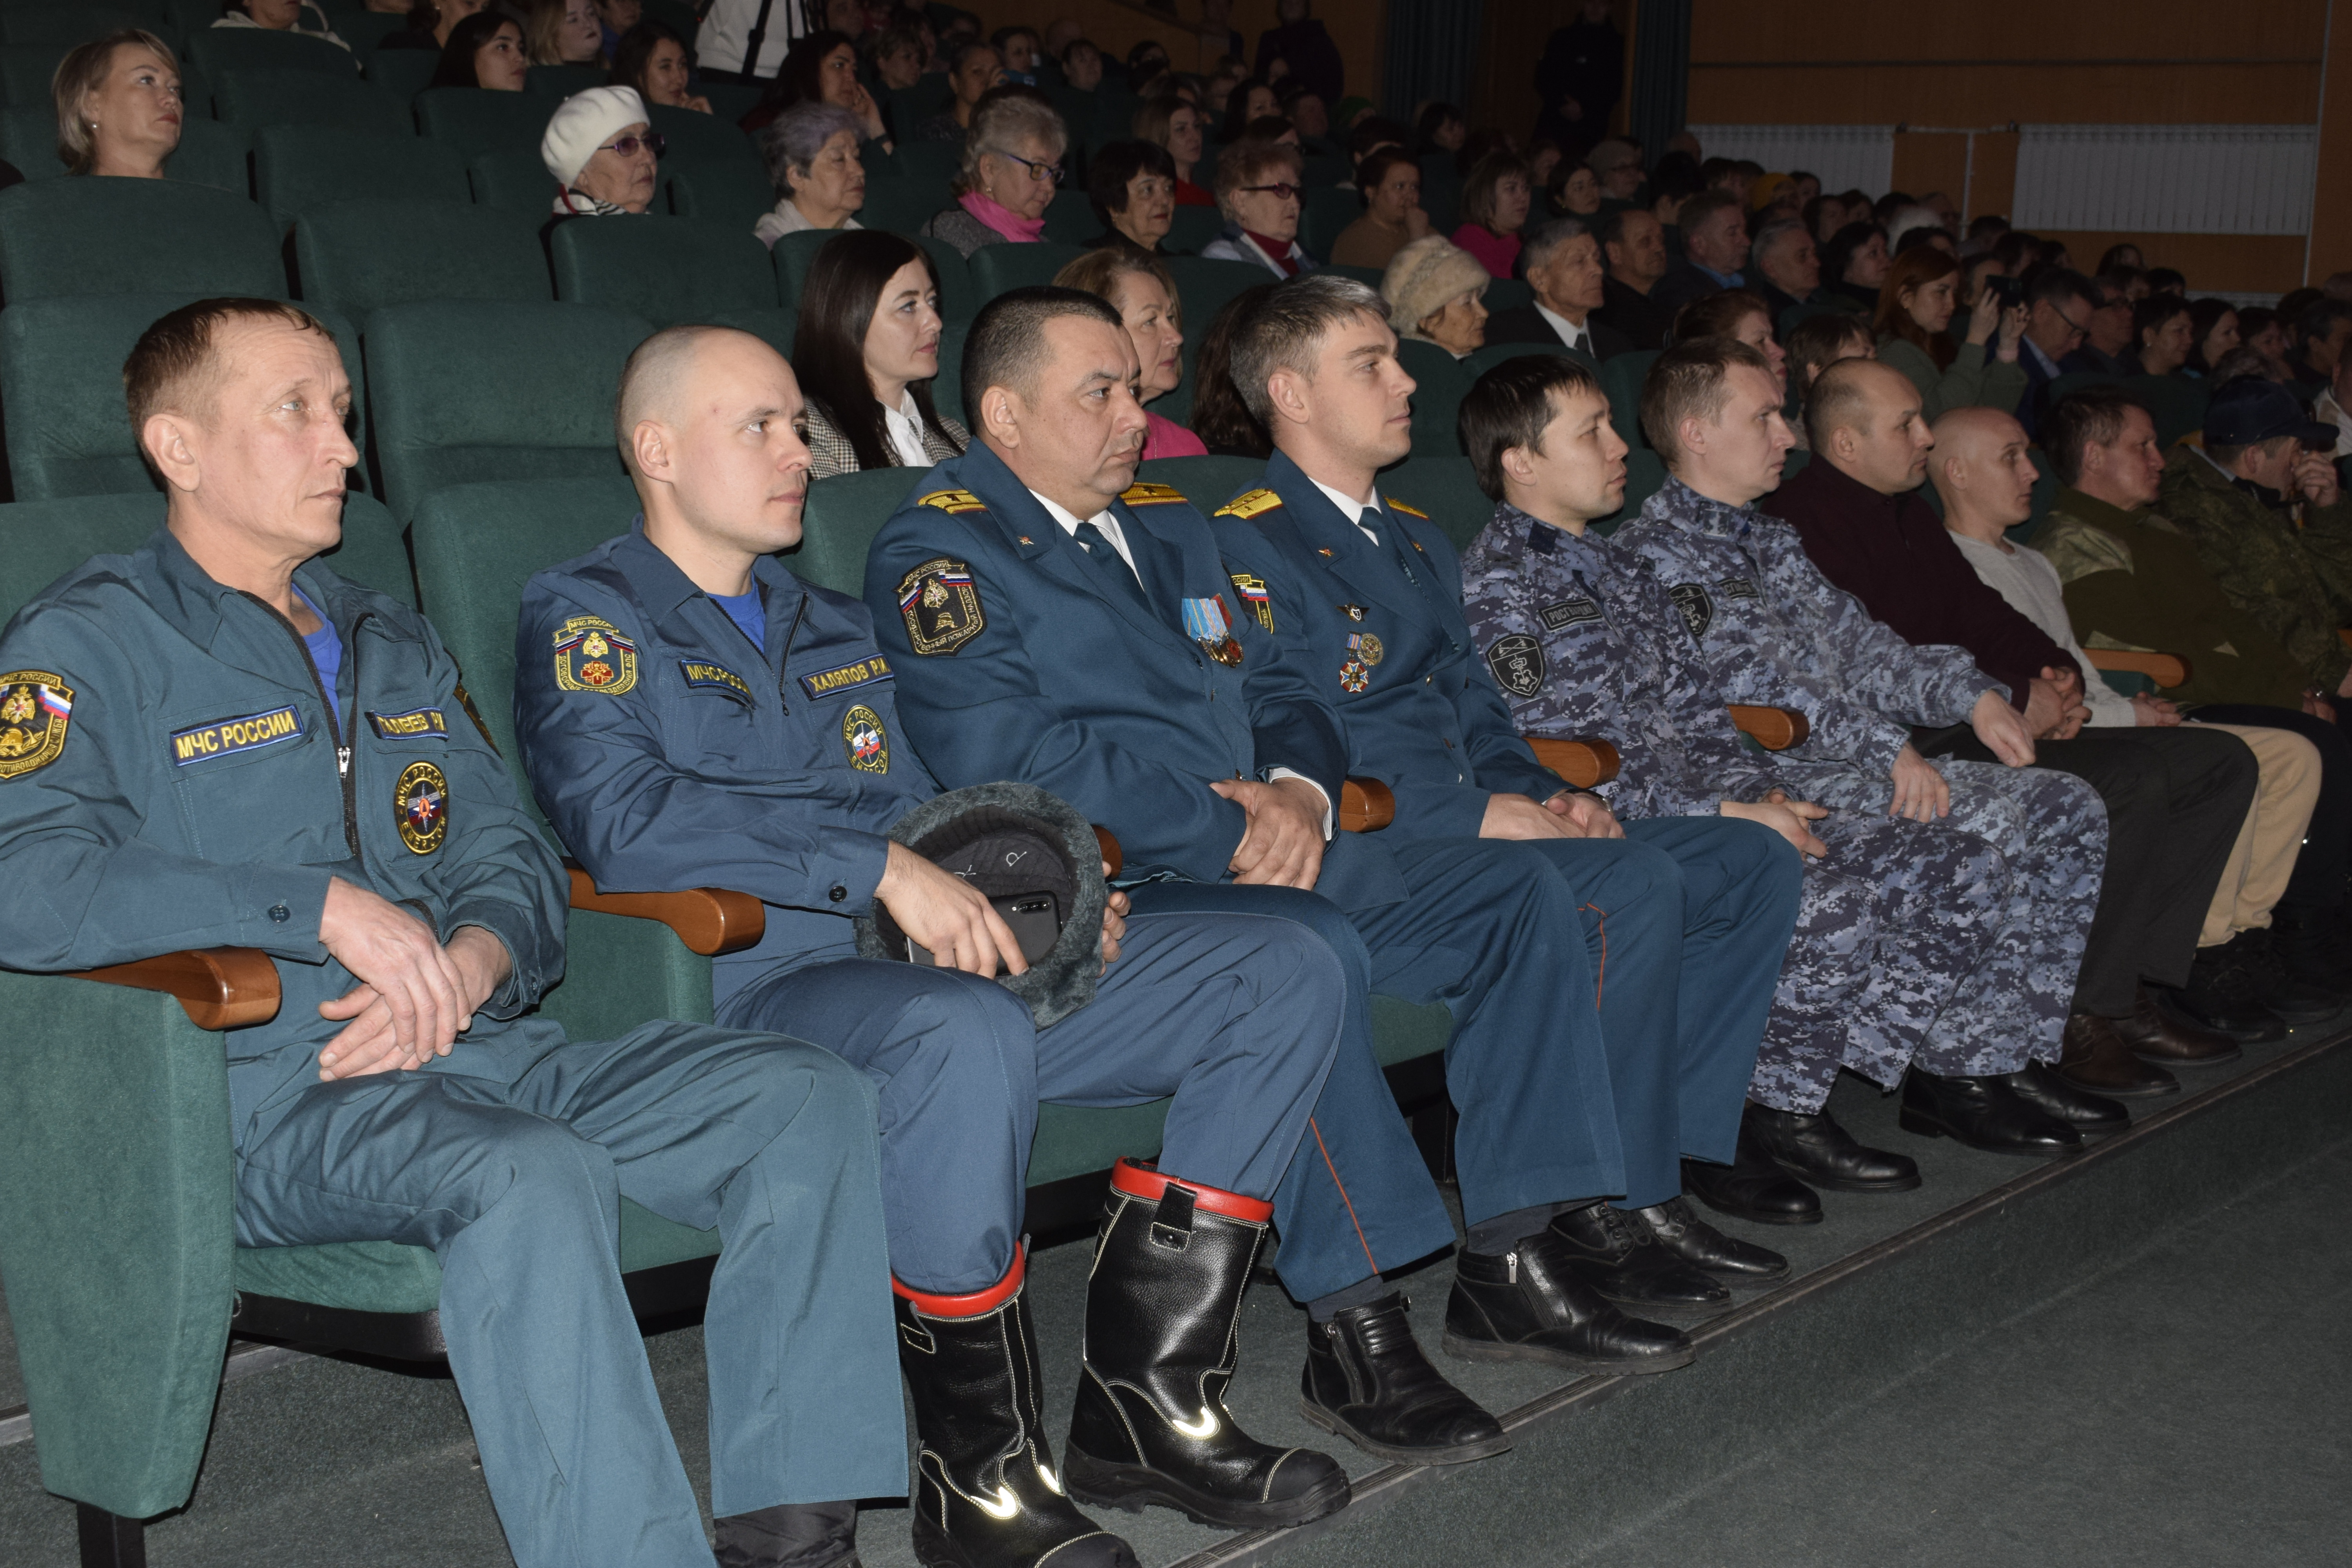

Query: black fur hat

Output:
[853, 780, 1108, 1027]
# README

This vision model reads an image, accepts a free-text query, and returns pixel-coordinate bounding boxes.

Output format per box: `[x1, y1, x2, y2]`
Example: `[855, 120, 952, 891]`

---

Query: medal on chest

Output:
[1181, 594, 1244, 666]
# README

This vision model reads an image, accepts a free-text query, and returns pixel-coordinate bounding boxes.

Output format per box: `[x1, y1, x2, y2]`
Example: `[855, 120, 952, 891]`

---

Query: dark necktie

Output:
[1075, 520, 1151, 611]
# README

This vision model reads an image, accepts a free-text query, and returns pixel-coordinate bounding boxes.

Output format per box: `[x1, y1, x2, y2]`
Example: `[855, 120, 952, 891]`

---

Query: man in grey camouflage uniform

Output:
[1601, 343, 2127, 1165]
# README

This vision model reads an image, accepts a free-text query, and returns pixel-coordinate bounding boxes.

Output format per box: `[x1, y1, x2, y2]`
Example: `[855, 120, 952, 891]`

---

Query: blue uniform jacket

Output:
[863, 440, 1409, 913]
[0, 529, 568, 1145]
[514, 525, 933, 1013]
[1208, 450, 1569, 843]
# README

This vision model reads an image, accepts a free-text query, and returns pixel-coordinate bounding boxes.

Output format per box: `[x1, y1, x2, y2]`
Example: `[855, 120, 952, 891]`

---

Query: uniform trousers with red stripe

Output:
[1132, 819, 1797, 1305]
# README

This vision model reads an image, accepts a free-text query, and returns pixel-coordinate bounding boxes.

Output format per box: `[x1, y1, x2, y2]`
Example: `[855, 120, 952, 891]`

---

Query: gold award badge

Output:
[553, 615, 639, 694]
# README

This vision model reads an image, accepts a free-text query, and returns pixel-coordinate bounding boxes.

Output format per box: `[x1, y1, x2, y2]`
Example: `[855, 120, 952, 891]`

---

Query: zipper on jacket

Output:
[246, 591, 370, 863]
[773, 590, 810, 710]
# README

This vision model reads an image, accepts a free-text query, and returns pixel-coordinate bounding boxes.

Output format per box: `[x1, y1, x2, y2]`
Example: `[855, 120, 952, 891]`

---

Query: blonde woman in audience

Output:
[1872, 245, 2029, 422]
[610, 19, 709, 112]
[754, 102, 865, 246]
[53, 29, 181, 178]
[1329, 147, 1427, 270]
[541, 85, 658, 228]
[1133, 91, 1211, 205]
[430, 13, 528, 90]
[791, 230, 969, 477]
[1383, 234, 1488, 357]
[1670, 289, 1787, 379]
[1202, 138, 1315, 275]
[1055, 248, 1208, 457]
[918, 89, 1066, 258]
[212, 0, 351, 53]
[526, 0, 604, 67]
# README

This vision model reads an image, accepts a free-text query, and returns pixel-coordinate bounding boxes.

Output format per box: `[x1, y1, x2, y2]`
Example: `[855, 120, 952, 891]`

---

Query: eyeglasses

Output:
[1242, 182, 1301, 200]
[991, 149, 1065, 184]
[599, 131, 666, 159]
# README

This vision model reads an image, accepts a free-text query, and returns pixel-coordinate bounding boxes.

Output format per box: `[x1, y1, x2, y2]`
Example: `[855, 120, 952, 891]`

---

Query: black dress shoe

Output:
[2164, 938, 2288, 1042]
[1544, 1203, 1728, 1308]
[1299, 1294, 1511, 1465]
[2003, 1059, 2130, 1139]
[1898, 1069, 2082, 1158]
[1681, 1119, 1821, 1226]
[1633, 1197, 1788, 1283]
[711, 1499, 859, 1568]
[1443, 1228, 1694, 1375]
[2267, 907, 2352, 996]
[1743, 1102, 1921, 1193]
[2238, 926, 2343, 1023]
[2056, 1010, 2180, 1099]
[2119, 987, 2241, 1066]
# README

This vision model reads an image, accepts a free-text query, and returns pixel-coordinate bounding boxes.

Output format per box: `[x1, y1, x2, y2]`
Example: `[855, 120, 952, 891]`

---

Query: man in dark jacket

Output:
[1253, 0, 1342, 103]
[1649, 189, 1748, 324]
[1532, 0, 1623, 158]
[1484, 217, 1635, 361]
[1767, 358, 2265, 1049]
[1595, 206, 1675, 352]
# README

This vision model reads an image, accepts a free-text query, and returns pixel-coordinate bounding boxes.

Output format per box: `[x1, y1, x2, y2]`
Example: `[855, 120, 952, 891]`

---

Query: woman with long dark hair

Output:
[792, 230, 969, 477]
[1869, 245, 2029, 422]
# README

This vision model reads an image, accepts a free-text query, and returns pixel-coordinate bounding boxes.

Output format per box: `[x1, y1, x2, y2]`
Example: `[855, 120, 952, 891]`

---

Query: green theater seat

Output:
[967, 239, 1089, 298]
[1591, 448, 1668, 536]
[914, 232, 976, 320]
[1165, 204, 1222, 255]
[0, 175, 283, 299]
[362, 42, 436, 99]
[185, 24, 357, 86]
[1136, 454, 1269, 512]
[1465, 339, 1598, 380]
[789, 466, 931, 597]
[768, 225, 842, 304]
[669, 159, 775, 229]
[0, 292, 365, 501]
[366, 299, 652, 519]
[1040, 188, 1093, 244]
[466, 146, 556, 210]
[1602, 347, 1659, 449]
[1165, 255, 1273, 337]
[0, 105, 247, 190]
[648, 102, 758, 167]
[524, 60, 606, 100]
[1299, 185, 1361, 259]
[1382, 453, 1493, 552]
[295, 197, 550, 319]
[1397, 338, 1470, 456]
[0, 6, 167, 47]
[550, 213, 780, 326]
[858, 172, 942, 235]
[897, 136, 960, 188]
[417, 83, 550, 160]
[215, 65, 412, 136]
[257, 123, 467, 225]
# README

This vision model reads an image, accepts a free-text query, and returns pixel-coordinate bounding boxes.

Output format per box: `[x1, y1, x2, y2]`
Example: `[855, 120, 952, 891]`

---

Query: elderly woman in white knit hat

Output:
[1381, 234, 1490, 358]
[541, 84, 660, 229]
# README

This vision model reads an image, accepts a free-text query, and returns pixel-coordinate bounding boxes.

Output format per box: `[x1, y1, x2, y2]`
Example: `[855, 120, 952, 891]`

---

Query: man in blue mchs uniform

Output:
[1453, 355, 2131, 1211]
[0, 300, 904, 1568]
[1210, 275, 1803, 1271]
[516, 327, 1354, 1568]
[867, 287, 1710, 1472]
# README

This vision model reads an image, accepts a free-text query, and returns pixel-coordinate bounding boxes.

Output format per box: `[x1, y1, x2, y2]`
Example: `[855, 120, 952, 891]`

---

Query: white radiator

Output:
[2012, 125, 2317, 236]
[1683, 124, 1895, 196]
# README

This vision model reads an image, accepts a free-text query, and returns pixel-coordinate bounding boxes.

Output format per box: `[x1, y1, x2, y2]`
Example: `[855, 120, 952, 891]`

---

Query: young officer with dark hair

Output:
[516, 326, 1359, 1568]
[1451, 354, 2129, 1198]
[1207, 277, 1808, 1262]
[0, 300, 906, 1568]
[866, 285, 1724, 1478]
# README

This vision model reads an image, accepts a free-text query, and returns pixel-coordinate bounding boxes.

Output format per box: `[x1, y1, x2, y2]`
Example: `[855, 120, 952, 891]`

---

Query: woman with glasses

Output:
[539, 85, 660, 241]
[1054, 248, 1208, 458]
[754, 102, 865, 245]
[1201, 139, 1317, 277]
[917, 88, 1067, 258]
[793, 231, 968, 479]
[1085, 138, 1179, 255]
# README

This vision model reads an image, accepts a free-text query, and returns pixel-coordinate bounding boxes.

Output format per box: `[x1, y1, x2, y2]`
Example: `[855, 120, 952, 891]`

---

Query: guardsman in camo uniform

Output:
[1454, 358, 2133, 1222]
[1610, 341, 2128, 1168]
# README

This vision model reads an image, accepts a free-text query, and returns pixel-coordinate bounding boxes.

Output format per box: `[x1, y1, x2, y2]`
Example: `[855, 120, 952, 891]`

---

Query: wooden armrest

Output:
[74, 947, 282, 1031]
[1726, 705, 1811, 751]
[566, 867, 766, 956]
[1093, 825, 1122, 878]
[1527, 736, 1623, 789]
[2085, 650, 2190, 688]
[2339, 628, 2352, 650]
[1339, 777, 1395, 833]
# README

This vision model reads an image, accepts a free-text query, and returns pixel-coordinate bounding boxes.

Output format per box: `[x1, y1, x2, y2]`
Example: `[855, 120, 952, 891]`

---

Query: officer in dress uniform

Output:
[866, 287, 1721, 1472]
[1613, 340, 2127, 1165]
[1207, 275, 1805, 1277]
[1452, 355, 2132, 1216]
[515, 327, 1358, 1568]
[0, 300, 906, 1568]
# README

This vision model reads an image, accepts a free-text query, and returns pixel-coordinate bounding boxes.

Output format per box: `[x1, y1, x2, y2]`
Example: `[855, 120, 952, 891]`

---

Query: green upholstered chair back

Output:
[0, 42, 73, 105]
[0, 176, 283, 299]
[897, 136, 961, 187]
[1417, 151, 1461, 231]
[525, 60, 606, 99]
[912, 232, 976, 320]
[466, 146, 557, 210]
[1323, 261, 1383, 290]
[1586, 448, 1667, 537]
[0, 7, 167, 46]
[859, 173, 941, 236]
[550, 214, 781, 326]
[1381, 454, 1492, 553]
[967, 240, 1089, 299]
[788, 466, 931, 598]
[1299, 185, 1361, 259]
[1483, 278, 1534, 314]
[1137, 455, 1269, 515]
[0, 107, 246, 189]
[2128, 372, 2210, 448]
[1040, 188, 1093, 245]
[1164, 205, 1222, 255]
[0, 294, 367, 502]
[1396, 338, 1470, 456]
[257, 123, 468, 225]
[1465, 339, 1599, 381]
[0, 491, 413, 621]
[647, 101, 758, 167]
[416, 83, 550, 160]
[768, 225, 841, 304]
[697, 76, 760, 123]
[1166, 255, 1274, 340]
[361, 41, 436, 98]
[365, 299, 652, 519]
[295, 197, 550, 319]
[669, 159, 775, 229]
[1601, 347, 1659, 449]
[184, 23, 355, 87]
[216, 65, 411, 136]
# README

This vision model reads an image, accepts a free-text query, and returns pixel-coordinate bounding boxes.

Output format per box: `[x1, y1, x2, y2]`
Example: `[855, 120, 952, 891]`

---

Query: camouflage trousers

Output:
[1751, 758, 2108, 1111]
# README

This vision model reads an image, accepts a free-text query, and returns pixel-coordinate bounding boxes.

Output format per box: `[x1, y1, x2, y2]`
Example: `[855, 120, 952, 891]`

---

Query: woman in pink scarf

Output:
[1054, 248, 1210, 459]
[919, 88, 1067, 258]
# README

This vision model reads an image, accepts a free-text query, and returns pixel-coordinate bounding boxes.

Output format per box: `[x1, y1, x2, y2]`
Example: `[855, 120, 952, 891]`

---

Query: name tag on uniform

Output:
[170, 704, 304, 765]
[1540, 598, 1601, 630]
[1718, 576, 1760, 600]
[367, 707, 447, 740]
[680, 660, 754, 702]
[797, 654, 893, 700]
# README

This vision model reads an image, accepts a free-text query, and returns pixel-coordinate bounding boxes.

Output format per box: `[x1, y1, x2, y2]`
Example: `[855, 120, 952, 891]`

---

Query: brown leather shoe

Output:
[2114, 985, 2242, 1067]
[2058, 1012, 2180, 1098]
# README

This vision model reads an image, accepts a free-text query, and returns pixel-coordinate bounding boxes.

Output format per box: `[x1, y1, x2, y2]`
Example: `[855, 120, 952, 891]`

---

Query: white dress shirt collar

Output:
[1029, 489, 1139, 577]
[1533, 300, 1591, 354]
[1307, 475, 1384, 544]
[880, 389, 931, 470]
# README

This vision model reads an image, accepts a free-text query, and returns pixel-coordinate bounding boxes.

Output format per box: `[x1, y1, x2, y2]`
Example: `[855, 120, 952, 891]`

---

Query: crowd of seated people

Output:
[18, 18, 2352, 1568]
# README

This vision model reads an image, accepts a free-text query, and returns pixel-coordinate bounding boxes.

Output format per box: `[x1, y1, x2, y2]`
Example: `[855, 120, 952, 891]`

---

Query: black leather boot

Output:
[895, 1249, 1137, 1568]
[2163, 938, 2288, 1041]
[711, 1500, 859, 1568]
[1743, 1101, 1920, 1192]
[1064, 1161, 1349, 1531]
[2267, 907, 2352, 995]
[1301, 1293, 1512, 1464]
[2003, 1058, 2130, 1139]
[1681, 1114, 1821, 1225]
[1545, 1202, 1728, 1307]
[1897, 1069, 2081, 1158]
[1443, 1226, 1694, 1372]
[2236, 925, 2343, 1023]
[1633, 1196, 1789, 1283]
